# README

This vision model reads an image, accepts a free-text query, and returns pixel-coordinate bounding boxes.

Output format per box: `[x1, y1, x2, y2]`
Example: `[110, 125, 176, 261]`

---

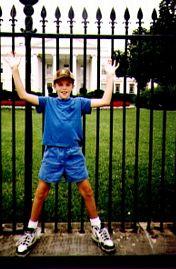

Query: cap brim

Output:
[54, 75, 74, 83]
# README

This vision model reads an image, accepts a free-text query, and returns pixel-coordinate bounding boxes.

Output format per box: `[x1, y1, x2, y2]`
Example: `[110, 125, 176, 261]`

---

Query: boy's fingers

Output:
[4, 52, 21, 68]
[112, 60, 116, 67]
[115, 62, 120, 70]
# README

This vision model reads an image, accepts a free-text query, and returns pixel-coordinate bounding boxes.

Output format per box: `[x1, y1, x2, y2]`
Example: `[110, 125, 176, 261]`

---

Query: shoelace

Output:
[18, 231, 34, 246]
[99, 228, 110, 241]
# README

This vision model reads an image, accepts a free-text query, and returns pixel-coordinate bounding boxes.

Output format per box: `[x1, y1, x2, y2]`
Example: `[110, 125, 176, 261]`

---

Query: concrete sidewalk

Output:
[1, 222, 176, 257]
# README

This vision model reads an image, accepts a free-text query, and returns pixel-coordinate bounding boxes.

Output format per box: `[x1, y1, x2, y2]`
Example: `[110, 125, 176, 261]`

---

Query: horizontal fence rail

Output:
[0, 1, 176, 235]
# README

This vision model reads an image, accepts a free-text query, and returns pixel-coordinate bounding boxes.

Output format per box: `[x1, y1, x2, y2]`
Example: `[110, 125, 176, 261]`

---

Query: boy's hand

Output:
[104, 59, 119, 76]
[5, 52, 21, 69]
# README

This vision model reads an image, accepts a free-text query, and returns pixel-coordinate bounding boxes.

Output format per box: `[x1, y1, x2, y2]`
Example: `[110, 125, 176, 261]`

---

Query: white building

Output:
[1, 38, 137, 96]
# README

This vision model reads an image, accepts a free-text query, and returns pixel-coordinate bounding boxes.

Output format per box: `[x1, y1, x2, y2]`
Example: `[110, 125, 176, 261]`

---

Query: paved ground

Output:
[1, 222, 176, 268]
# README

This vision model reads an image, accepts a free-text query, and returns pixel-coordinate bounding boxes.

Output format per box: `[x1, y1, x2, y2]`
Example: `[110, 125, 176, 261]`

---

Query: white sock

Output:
[28, 220, 38, 229]
[90, 217, 101, 229]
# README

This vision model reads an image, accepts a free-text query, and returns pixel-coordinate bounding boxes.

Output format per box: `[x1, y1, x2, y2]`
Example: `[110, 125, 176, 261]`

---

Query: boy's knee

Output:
[81, 186, 94, 200]
[35, 186, 49, 201]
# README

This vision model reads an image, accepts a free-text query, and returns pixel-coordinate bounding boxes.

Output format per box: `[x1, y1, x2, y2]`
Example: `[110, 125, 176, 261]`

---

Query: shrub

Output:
[137, 85, 176, 110]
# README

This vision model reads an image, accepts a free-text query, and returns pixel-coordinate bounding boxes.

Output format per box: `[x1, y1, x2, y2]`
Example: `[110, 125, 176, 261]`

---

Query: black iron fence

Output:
[0, 0, 176, 235]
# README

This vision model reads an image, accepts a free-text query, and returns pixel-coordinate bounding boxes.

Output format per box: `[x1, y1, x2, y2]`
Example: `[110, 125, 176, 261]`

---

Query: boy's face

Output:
[54, 78, 74, 100]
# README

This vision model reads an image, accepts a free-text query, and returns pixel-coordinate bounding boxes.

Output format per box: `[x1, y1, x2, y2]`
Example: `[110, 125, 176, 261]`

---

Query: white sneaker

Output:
[16, 227, 41, 256]
[91, 226, 116, 253]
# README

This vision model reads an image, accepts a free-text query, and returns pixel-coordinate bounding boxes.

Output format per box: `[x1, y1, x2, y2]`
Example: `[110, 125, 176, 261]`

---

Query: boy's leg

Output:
[16, 179, 50, 256]
[77, 179, 98, 219]
[77, 179, 116, 253]
[30, 179, 50, 222]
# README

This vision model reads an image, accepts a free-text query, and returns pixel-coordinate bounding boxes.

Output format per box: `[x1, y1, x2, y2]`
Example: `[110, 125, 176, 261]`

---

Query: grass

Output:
[1, 107, 176, 222]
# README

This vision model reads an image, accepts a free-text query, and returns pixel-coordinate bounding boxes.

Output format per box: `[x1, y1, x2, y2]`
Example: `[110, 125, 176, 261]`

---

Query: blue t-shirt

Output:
[36, 96, 91, 147]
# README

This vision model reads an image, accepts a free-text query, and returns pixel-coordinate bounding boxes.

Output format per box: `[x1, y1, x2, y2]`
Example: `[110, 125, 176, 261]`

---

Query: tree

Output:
[114, 0, 176, 90]
[150, 0, 176, 86]
[127, 28, 157, 90]
[114, 27, 158, 91]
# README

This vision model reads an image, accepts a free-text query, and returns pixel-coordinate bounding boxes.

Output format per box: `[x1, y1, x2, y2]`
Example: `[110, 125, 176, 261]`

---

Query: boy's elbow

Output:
[18, 92, 27, 100]
[103, 102, 110, 106]
[18, 93, 25, 100]
[101, 98, 111, 106]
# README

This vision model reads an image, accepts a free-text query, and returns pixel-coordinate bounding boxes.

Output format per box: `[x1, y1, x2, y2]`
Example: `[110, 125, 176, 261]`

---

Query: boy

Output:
[6, 54, 119, 256]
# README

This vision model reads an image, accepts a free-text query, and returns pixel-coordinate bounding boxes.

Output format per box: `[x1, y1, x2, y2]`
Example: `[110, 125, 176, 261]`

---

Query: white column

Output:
[52, 54, 57, 75]
[72, 55, 77, 95]
[90, 55, 97, 91]
[31, 54, 39, 92]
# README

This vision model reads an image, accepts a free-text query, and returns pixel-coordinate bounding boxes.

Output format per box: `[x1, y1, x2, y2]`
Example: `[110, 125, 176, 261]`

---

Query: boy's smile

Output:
[54, 78, 74, 100]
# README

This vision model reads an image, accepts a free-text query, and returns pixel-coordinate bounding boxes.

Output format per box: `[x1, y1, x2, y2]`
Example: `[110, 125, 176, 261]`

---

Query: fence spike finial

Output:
[110, 7, 116, 34]
[41, 6, 47, 19]
[9, 5, 17, 27]
[0, 6, 3, 25]
[82, 7, 88, 20]
[136, 7, 143, 30]
[82, 8, 89, 33]
[96, 7, 102, 21]
[40, 6, 48, 32]
[54, 6, 62, 31]
[96, 7, 102, 32]
[68, 6, 75, 20]
[137, 8, 143, 21]
[67, 6, 75, 33]
[152, 8, 157, 22]
[124, 7, 130, 21]
[10, 5, 16, 18]
[55, 6, 61, 20]
[110, 7, 116, 22]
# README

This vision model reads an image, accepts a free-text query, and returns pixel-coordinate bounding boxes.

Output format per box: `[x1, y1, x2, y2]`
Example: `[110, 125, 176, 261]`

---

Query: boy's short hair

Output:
[53, 69, 75, 84]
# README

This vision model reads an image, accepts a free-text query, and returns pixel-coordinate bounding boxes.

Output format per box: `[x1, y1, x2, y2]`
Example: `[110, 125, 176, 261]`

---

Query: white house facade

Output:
[1, 38, 137, 96]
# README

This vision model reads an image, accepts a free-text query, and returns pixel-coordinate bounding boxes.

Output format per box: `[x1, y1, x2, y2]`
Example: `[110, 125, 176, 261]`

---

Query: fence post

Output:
[146, 9, 158, 232]
[120, 8, 130, 232]
[133, 8, 143, 232]
[53, 7, 62, 233]
[94, 7, 102, 211]
[19, 0, 38, 228]
[0, 6, 3, 234]
[79, 8, 89, 234]
[108, 8, 116, 233]
[10, 5, 17, 233]
[67, 6, 75, 233]
[40, 5, 47, 234]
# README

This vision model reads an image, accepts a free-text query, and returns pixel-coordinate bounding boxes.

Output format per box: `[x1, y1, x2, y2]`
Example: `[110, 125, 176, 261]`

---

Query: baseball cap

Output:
[53, 68, 75, 84]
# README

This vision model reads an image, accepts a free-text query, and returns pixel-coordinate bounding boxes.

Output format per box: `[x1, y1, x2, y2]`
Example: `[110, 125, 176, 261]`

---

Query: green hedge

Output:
[137, 85, 176, 110]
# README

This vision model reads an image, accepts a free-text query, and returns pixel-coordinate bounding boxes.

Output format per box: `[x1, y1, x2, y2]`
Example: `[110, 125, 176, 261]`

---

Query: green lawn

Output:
[1, 107, 176, 222]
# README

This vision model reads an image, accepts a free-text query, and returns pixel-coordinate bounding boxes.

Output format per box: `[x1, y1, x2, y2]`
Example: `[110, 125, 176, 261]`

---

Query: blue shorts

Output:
[38, 146, 89, 184]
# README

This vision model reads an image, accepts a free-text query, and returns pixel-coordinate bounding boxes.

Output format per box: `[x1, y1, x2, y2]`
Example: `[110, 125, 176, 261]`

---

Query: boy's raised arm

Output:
[6, 53, 39, 106]
[91, 60, 119, 108]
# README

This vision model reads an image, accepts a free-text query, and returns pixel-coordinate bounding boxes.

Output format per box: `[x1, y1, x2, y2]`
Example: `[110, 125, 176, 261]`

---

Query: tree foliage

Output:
[114, 0, 176, 90]
[151, 0, 176, 86]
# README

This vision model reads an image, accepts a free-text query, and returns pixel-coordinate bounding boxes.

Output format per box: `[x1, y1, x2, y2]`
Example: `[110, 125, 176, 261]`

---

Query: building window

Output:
[46, 64, 52, 76]
[115, 84, 120, 93]
[129, 83, 134, 94]
[101, 65, 106, 75]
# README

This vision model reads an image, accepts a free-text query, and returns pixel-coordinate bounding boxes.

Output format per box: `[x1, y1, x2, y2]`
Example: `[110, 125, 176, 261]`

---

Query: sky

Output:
[0, 0, 161, 34]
